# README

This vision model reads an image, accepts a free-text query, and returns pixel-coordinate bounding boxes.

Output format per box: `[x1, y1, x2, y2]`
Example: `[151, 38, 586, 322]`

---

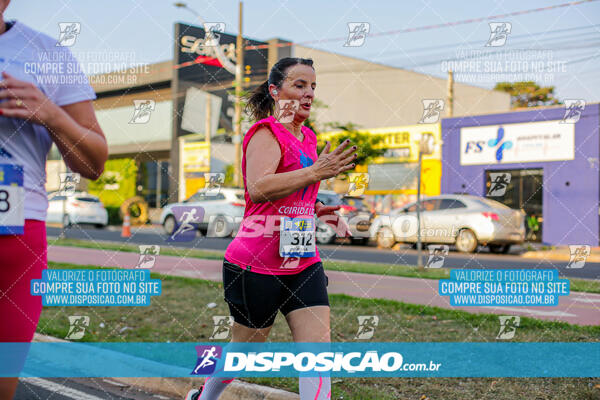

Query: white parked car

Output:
[47, 192, 108, 228]
[369, 194, 525, 253]
[160, 188, 245, 237]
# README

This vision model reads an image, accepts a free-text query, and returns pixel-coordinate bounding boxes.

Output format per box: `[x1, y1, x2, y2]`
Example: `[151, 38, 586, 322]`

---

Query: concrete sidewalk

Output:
[521, 245, 600, 263]
[48, 245, 600, 326]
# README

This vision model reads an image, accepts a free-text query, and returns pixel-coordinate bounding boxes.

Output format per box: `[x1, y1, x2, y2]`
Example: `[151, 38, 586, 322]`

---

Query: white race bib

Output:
[0, 164, 25, 235]
[279, 216, 316, 257]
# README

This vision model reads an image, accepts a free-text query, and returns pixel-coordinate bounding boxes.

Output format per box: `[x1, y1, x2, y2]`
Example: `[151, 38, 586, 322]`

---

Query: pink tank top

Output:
[224, 115, 321, 275]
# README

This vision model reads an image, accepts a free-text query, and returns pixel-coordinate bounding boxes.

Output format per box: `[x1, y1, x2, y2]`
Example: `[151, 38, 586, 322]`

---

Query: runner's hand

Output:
[310, 139, 357, 181]
[0, 72, 61, 126]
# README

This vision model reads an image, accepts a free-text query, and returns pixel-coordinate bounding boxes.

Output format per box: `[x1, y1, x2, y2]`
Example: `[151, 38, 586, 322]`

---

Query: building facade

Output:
[441, 103, 599, 245]
[80, 22, 511, 212]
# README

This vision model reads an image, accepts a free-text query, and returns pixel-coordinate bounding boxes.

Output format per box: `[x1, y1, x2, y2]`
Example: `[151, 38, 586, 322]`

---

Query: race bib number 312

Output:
[0, 164, 25, 235]
[279, 216, 316, 258]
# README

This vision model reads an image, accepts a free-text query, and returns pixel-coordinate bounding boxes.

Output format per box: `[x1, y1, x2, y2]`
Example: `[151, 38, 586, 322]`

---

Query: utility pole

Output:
[416, 148, 423, 268]
[173, 1, 244, 190]
[416, 134, 435, 268]
[446, 69, 454, 117]
[233, 1, 244, 188]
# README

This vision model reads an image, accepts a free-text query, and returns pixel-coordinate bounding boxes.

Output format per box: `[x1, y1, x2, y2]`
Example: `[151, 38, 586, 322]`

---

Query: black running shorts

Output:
[222, 258, 329, 329]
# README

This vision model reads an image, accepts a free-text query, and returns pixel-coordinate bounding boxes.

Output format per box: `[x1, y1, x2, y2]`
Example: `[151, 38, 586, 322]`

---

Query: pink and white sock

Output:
[299, 375, 331, 400]
[198, 376, 235, 399]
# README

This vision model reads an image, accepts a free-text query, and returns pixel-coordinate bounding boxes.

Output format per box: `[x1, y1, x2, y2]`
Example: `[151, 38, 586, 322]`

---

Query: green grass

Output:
[48, 237, 225, 260]
[39, 262, 600, 400]
[49, 238, 600, 294]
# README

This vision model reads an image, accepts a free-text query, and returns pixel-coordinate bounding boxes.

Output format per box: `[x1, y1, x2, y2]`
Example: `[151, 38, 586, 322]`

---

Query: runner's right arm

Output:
[245, 127, 357, 204]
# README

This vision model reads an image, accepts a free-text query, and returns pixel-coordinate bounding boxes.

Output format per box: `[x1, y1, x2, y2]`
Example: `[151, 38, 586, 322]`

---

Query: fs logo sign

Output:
[192, 345, 222, 375]
[464, 126, 513, 163]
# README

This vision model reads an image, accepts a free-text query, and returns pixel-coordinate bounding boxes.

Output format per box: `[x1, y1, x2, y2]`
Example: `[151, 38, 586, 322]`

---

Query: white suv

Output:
[159, 188, 245, 237]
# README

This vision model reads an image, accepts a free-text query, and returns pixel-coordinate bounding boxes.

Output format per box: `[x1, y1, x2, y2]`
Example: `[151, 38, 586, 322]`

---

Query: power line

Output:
[367, 24, 600, 58]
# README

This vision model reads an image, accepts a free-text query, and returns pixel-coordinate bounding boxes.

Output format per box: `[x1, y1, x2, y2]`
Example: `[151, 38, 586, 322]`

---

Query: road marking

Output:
[21, 377, 107, 400]
[482, 306, 576, 317]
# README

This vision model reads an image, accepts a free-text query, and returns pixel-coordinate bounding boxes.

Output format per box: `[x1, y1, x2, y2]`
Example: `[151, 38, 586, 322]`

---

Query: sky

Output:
[6, 0, 600, 102]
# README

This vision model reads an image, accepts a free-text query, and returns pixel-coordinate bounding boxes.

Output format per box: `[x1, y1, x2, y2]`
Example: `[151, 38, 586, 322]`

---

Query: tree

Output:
[316, 122, 386, 173]
[494, 81, 560, 108]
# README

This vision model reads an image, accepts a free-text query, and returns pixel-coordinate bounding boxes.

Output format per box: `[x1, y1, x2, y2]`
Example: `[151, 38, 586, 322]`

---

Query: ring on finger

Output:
[15, 99, 23, 107]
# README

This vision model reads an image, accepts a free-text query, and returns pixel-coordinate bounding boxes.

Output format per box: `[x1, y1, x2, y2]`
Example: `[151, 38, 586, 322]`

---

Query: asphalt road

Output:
[15, 377, 174, 400]
[47, 226, 600, 280]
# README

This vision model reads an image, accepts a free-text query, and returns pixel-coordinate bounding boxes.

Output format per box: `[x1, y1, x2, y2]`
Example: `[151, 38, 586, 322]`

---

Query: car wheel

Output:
[489, 244, 511, 254]
[455, 228, 478, 253]
[163, 215, 176, 235]
[94, 224, 105, 229]
[62, 214, 71, 227]
[376, 226, 395, 249]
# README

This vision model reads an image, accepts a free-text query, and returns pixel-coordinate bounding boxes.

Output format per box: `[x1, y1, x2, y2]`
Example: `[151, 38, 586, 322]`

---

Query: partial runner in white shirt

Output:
[0, 20, 98, 221]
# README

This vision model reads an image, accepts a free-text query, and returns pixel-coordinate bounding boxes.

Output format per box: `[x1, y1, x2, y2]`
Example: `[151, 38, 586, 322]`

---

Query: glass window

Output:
[405, 203, 417, 213]
[439, 199, 466, 210]
[473, 197, 510, 210]
[421, 199, 440, 211]
[187, 193, 206, 202]
[76, 196, 100, 203]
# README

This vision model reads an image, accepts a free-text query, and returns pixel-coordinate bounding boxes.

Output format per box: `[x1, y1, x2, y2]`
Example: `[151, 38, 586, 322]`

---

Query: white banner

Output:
[460, 120, 574, 165]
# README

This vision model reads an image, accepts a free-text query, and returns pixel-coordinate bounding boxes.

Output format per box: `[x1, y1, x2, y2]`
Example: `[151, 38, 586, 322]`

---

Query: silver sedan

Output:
[369, 194, 525, 253]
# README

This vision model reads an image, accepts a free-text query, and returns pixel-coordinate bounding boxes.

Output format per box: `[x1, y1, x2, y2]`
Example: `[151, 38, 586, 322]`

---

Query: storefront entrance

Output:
[485, 168, 543, 242]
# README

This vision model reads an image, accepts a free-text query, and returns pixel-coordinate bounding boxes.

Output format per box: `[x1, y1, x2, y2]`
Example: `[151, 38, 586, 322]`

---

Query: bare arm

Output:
[47, 101, 108, 180]
[0, 72, 108, 180]
[245, 127, 357, 203]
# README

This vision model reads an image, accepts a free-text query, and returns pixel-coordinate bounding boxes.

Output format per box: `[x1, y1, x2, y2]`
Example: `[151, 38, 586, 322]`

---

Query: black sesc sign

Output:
[173, 23, 269, 134]
[175, 22, 268, 87]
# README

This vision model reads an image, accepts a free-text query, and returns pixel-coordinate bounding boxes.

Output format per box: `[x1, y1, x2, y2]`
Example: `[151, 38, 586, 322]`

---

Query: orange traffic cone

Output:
[121, 213, 131, 237]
